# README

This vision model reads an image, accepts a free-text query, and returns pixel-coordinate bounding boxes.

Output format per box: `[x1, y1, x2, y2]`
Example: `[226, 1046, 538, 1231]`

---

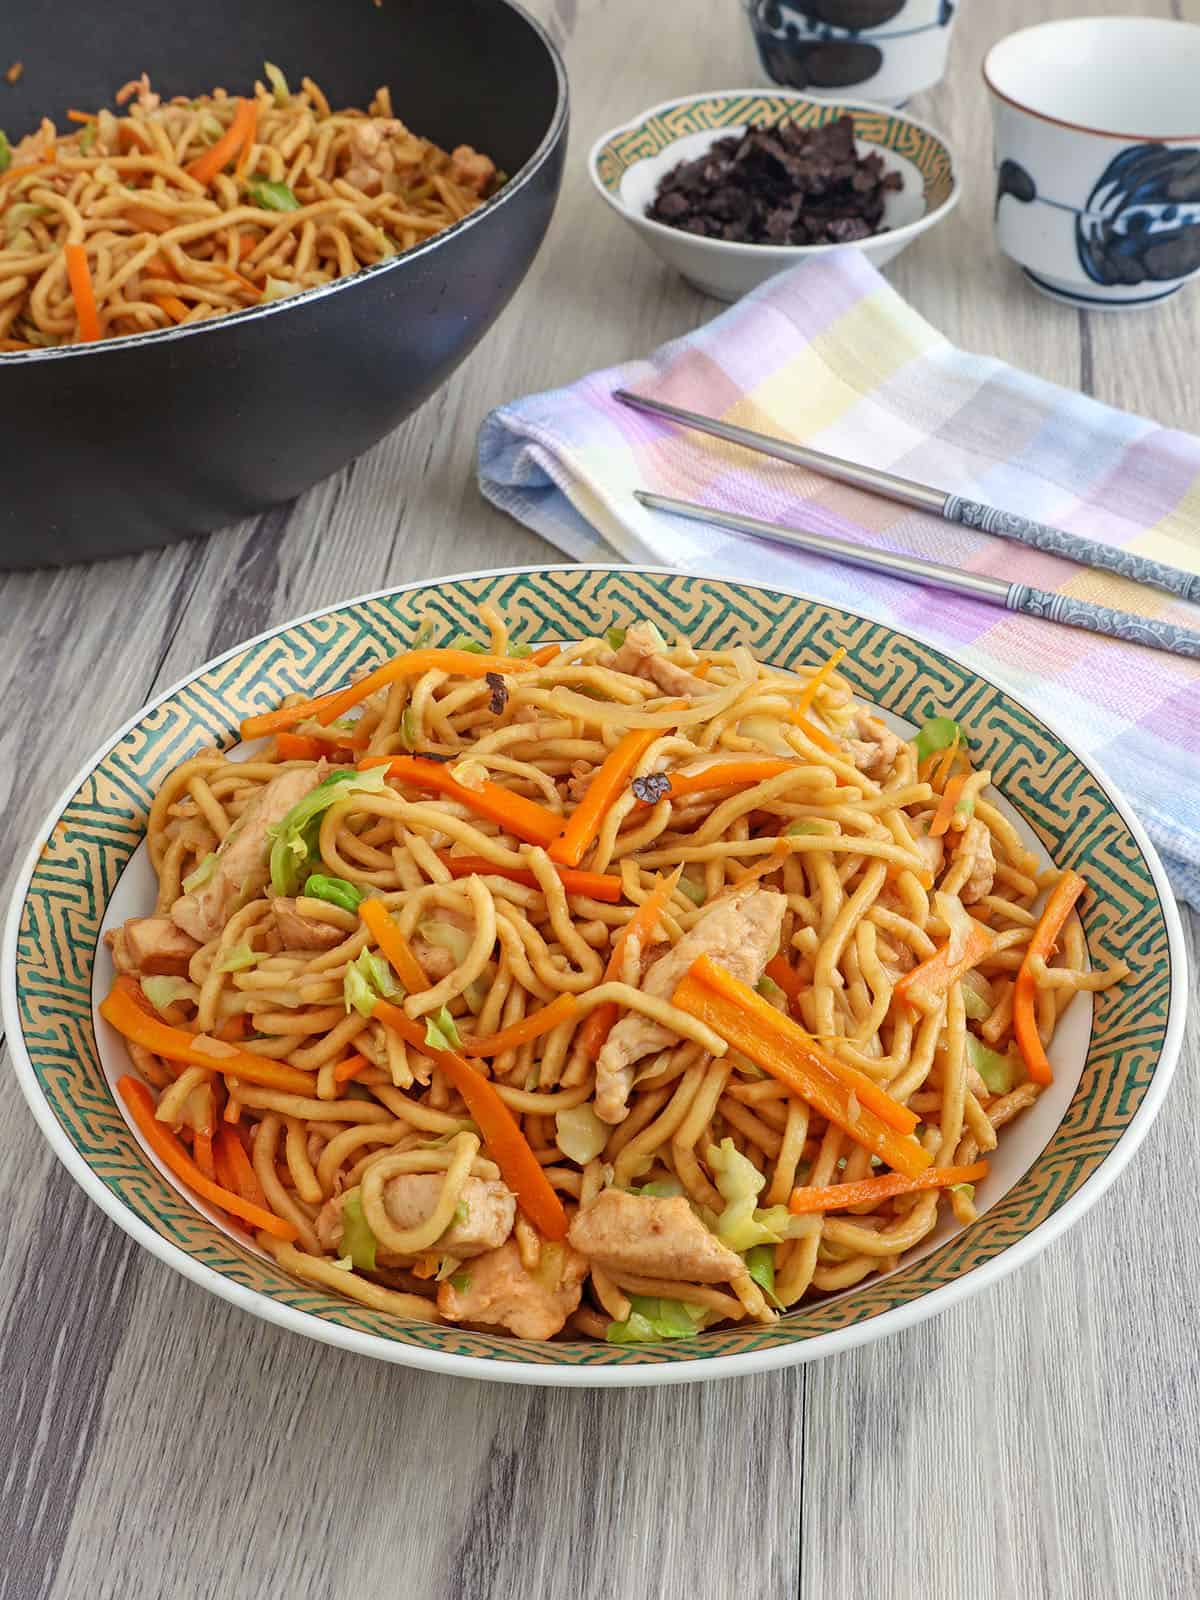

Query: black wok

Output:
[0, 0, 567, 566]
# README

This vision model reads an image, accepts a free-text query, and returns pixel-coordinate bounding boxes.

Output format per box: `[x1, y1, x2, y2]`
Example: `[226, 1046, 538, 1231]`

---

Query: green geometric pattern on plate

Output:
[594, 94, 955, 211]
[12, 570, 1171, 1369]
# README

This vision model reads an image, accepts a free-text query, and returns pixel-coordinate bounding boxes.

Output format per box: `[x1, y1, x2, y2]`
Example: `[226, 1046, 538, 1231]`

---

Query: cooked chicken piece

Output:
[913, 829, 944, 880]
[171, 765, 325, 944]
[342, 118, 428, 196]
[271, 898, 344, 951]
[106, 915, 199, 976]
[842, 709, 904, 780]
[595, 885, 786, 1124]
[568, 1190, 743, 1284]
[449, 144, 496, 196]
[436, 1237, 588, 1339]
[954, 818, 996, 905]
[612, 622, 709, 698]
[566, 760, 595, 803]
[315, 1175, 515, 1260]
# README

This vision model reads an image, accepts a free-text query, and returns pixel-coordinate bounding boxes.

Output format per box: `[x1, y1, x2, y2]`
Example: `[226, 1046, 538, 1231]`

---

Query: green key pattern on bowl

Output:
[593, 94, 955, 213]
[12, 569, 1171, 1369]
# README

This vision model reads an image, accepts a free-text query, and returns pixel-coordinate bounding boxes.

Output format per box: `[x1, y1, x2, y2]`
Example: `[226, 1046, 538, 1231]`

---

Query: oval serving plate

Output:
[2, 567, 1186, 1387]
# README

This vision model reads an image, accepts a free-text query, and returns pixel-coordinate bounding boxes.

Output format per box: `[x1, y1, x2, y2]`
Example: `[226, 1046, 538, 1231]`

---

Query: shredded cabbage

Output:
[744, 1243, 785, 1310]
[604, 626, 626, 650]
[246, 176, 300, 212]
[141, 976, 193, 1014]
[935, 891, 974, 967]
[915, 716, 963, 764]
[606, 1296, 706, 1344]
[755, 975, 787, 1009]
[450, 635, 487, 654]
[966, 1033, 1019, 1095]
[554, 1102, 608, 1164]
[707, 1138, 804, 1250]
[508, 639, 534, 659]
[960, 972, 991, 1021]
[269, 766, 389, 896]
[5, 203, 48, 246]
[677, 874, 706, 905]
[786, 820, 827, 836]
[304, 874, 364, 913]
[634, 1177, 685, 1198]
[448, 759, 488, 792]
[739, 715, 794, 757]
[79, 122, 98, 155]
[341, 1191, 377, 1270]
[262, 276, 303, 301]
[0, 130, 11, 174]
[216, 945, 259, 973]
[343, 948, 400, 1017]
[182, 852, 217, 893]
[399, 707, 417, 751]
[263, 60, 290, 107]
[417, 918, 473, 969]
[424, 1006, 462, 1053]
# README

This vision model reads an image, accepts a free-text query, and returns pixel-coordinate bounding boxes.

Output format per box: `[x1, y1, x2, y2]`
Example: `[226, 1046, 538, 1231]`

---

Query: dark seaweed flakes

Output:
[631, 772, 672, 804]
[646, 115, 902, 247]
[485, 672, 509, 716]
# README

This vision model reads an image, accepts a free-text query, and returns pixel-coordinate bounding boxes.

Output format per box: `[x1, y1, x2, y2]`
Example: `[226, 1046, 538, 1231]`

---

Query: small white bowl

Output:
[745, 0, 960, 107]
[588, 90, 960, 302]
[985, 17, 1200, 309]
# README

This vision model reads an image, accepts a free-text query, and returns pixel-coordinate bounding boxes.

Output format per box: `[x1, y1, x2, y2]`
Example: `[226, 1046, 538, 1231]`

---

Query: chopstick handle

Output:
[1006, 584, 1200, 658]
[943, 495, 1200, 604]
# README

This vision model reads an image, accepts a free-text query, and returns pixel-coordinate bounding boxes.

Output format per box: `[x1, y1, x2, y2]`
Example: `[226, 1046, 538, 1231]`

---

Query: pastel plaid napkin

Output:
[477, 249, 1200, 907]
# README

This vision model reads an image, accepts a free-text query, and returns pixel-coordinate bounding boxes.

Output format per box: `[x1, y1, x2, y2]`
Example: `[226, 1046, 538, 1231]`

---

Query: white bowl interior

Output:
[617, 124, 928, 246]
[91, 696, 1092, 1301]
[986, 18, 1200, 137]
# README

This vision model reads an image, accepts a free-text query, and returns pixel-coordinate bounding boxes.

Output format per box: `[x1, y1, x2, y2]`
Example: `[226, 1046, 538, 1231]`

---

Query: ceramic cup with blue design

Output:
[985, 17, 1200, 310]
[744, 0, 958, 107]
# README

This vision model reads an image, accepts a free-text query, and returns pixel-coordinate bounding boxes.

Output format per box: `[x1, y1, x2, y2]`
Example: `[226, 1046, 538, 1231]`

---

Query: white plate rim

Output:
[2, 562, 1187, 1388]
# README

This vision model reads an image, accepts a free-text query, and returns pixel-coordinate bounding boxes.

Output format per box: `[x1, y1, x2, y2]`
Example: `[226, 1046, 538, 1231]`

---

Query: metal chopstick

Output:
[634, 490, 1200, 660]
[616, 389, 1200, 606]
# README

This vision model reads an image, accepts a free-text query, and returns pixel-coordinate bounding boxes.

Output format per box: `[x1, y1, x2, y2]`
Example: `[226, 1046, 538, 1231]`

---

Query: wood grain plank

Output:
[1, 2, 1196, 1598]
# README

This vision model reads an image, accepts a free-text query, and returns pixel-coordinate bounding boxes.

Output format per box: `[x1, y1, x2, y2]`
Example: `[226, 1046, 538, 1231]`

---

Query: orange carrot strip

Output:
[764, 953, 806, 1009]
[529, 644, 560, 666]
[153, 293, 191, 325]
[673, 964, 929, 1176]
[359, 898, 428, 993]
[893, 923, 993, 1015]
[1013, 870, 1087, 1086]
[212, 1132, 239, 1194]
[101, 982, 318, 1095]
[118, 1077, 296, 1239]
[238, 648, 538, 739]
[795, 646, 847, 717]
[124, 203, 172, 234]
[362, 755, 563, 849]
[550, 726, 664, 867]
[683, 955, 919, 1135]
[0, 338, 32, 351]
[66, 109, 96, 124]
[117, 121, 152, 154]
[929, 772, 968, 838]
[789, 1160, 988, 1215]
[436, 852, 622, 904]
[215, 1124, 268, 1206]
[215, 1014, 248, 1043]
[649, 758, 799, 805]
[274, 731, 324, 762]
[784, 709, 839, 755]
[372, 999, 567, 1240]
[192, 1130, 216, 1180]
[64, 243, 102, 342]
[575, 868, 682, 1062]
[460, 994, 578, 1057]
[236, 231, 258, 259]
[332, 1053, 369, 1083]
[186, 96, 257, 186]
[218, 264, 261, 299]
[411, 1254, 439, 1279]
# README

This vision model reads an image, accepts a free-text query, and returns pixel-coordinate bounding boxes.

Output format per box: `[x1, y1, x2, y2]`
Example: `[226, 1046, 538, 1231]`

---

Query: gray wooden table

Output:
[2, 2, 1198, 1596]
